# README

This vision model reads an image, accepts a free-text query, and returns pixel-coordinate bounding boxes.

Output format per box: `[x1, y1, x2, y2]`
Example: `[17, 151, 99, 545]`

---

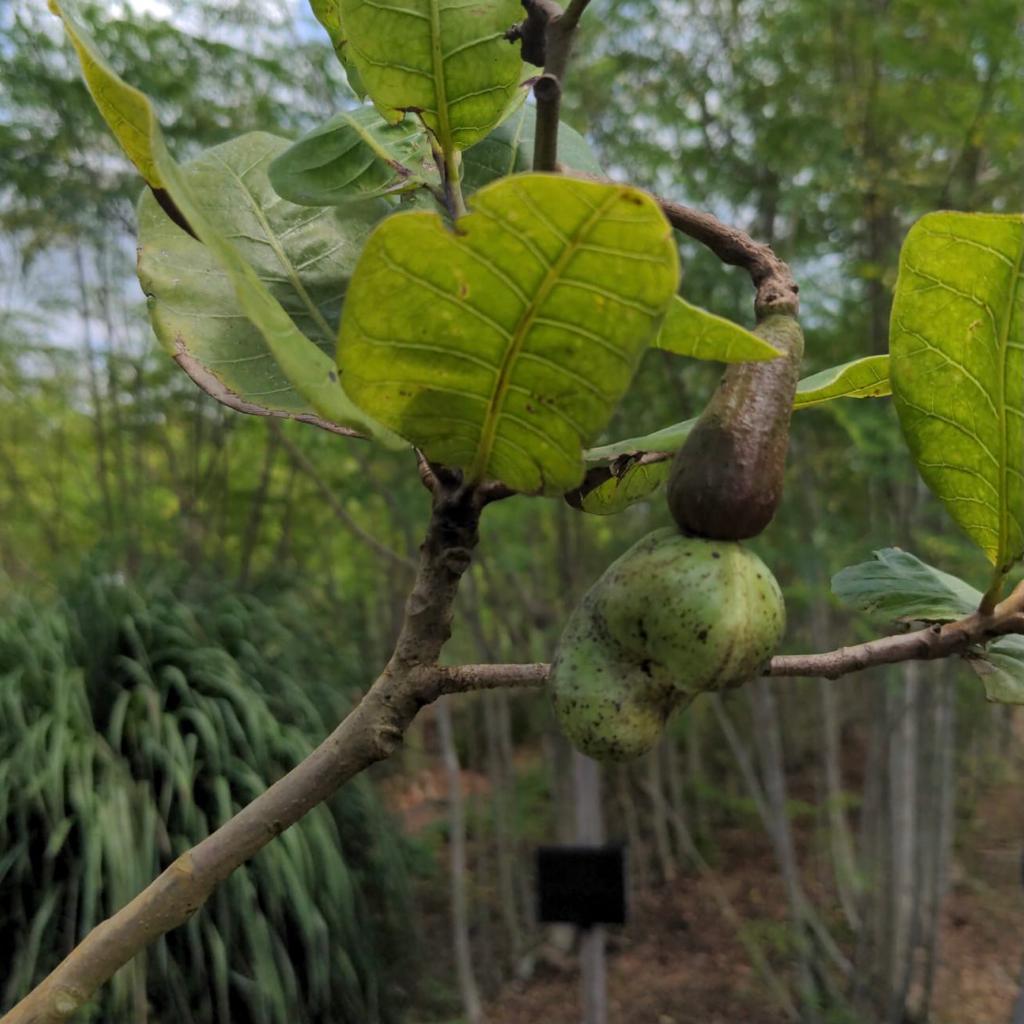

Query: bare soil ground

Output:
[393, 761, 1024, 1023]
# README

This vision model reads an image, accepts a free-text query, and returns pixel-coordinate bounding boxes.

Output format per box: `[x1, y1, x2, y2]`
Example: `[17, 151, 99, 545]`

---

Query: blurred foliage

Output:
[0, 565, 415, 1022]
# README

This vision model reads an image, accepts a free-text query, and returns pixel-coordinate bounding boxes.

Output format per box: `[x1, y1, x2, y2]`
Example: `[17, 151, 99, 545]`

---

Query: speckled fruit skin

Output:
[551, 528, 785, 761]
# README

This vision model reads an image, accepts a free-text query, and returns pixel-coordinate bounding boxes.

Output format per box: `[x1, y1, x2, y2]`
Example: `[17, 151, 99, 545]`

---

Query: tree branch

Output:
[423, 662, 550, 693]
[655, 196, 800, 318]
[1, 478, 491, 1024]
[507, 0, 592, 171]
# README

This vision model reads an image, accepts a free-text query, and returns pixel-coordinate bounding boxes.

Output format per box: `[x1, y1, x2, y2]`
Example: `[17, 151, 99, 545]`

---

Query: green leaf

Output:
[794, 355, 891, 408]
[890, 211, 1024, 570]
[971, 635, 1024, 704]
[831, 548, 982, 622]
[138, 132, 389, 434]
[338, 174, 680, 494]
[268, 108, 439, 207]
[52, 0, 401, 445]
[462, 105, 602, 193]
[339, 0, 525, 151]
[575, 459, 670, 515]
[582, 357, 892, 471]
[654, 296, 780, 363]
[585, 418, 697, 463]
[47, 0, 162, 186]
[575, 352, 885, 510]
[307, 0, 367, 96]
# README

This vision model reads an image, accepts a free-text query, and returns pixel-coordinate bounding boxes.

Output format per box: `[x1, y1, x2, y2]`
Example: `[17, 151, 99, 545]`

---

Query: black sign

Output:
[536, 844, 627, 927]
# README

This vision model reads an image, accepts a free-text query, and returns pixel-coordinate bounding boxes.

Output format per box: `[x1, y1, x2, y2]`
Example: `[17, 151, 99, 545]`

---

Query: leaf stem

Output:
[443, 147, 467, 219]
[980, 567, 1006, 615]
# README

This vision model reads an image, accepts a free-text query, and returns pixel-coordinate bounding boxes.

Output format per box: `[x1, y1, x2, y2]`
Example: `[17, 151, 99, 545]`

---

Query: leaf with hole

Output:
[339, 0, 525, 151]
[338, 174, 680, 494]
[890, 211, 1024, 571]
[269, 108, 438, 207]
[794, 355, 891, 408]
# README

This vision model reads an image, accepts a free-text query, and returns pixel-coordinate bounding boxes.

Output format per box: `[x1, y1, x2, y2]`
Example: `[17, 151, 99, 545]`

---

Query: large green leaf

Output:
[52, 0, 399, 444]
[890, 211, 1024, 571]
[139, 133, 387, 433]
[307, 0, 367, 96]
[339, 0, 525, 151]
[831, 548, 982, 622]
[268, 108, 438, 207]
[794, 355, 891, 408]
[462, 105, 602, 193]
[654, 296, 779, 363]
[338, 174, 680, 494]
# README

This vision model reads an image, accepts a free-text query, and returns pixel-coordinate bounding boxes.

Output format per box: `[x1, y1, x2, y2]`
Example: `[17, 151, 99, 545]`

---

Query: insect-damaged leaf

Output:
[338, 174, 680, 494]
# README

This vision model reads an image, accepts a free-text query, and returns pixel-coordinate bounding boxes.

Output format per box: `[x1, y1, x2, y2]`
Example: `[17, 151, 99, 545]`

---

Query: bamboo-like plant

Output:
[0, 571, 412, 1022]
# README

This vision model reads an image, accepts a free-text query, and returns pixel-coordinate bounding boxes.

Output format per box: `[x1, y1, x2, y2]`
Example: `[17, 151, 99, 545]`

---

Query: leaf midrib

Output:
[429, 0, 452, 153]
[468, 188, 621, 484]
[213, 150, 335, 347]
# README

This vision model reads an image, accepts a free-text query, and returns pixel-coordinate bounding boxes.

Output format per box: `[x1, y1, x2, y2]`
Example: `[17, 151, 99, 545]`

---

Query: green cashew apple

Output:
[551, 528, 785, 761]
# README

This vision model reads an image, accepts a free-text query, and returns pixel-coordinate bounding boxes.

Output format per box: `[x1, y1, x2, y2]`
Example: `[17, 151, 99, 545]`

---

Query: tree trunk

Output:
[436, 698, 484, 1024]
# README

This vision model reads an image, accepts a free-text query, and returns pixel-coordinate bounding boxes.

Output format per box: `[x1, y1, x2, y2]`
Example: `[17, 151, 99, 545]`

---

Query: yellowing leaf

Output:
[48, 0, 162, 185]
[890, 211, 1024, 569]
[307, 0, 367, 95]
[339, 0, 525, 151]
[338, 174, 680, 494]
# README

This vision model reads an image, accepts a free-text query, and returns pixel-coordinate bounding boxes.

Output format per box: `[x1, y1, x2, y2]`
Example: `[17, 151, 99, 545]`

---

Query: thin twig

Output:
[423, 662, 550, 693]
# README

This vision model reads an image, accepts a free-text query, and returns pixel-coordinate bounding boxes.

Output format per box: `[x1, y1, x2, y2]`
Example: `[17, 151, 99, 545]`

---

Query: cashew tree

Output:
[6, 0, 1024, 1019]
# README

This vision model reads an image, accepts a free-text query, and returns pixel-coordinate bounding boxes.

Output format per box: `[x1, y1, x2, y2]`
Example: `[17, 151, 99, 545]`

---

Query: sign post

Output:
[536, 754, 627, 1024]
